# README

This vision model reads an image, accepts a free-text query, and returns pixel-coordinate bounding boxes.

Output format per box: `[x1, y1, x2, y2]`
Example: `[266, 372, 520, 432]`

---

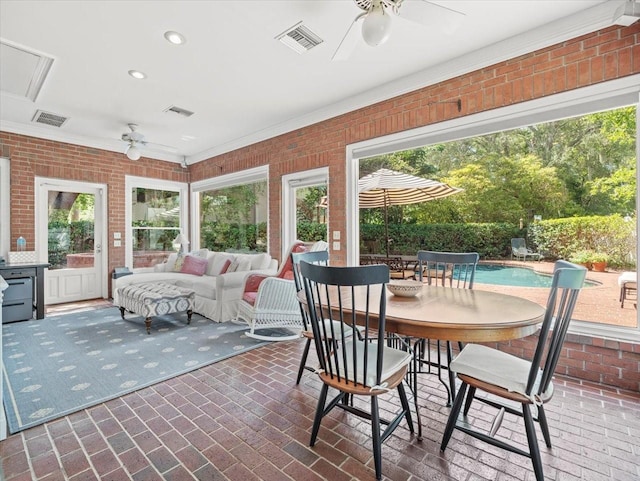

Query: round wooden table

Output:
[372, 284, 546, 342]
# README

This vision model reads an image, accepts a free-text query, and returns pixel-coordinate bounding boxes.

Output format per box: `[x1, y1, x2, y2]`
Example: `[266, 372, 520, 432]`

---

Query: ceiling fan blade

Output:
[140, 140, 179, 154]
[397, 0, 465, 34]
[332, 13, 366, 61]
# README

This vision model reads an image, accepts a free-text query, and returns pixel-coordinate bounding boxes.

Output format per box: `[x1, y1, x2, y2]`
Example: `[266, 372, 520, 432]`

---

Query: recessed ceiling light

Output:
[128, 70, 146, 80]
[164, 31, 186, 45]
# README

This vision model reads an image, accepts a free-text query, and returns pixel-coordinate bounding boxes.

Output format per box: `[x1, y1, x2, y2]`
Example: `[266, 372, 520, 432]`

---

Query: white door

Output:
[36, 178, 107, 304]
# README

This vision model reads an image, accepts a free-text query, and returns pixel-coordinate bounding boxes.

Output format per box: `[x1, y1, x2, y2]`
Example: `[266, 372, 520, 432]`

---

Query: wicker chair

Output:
[235, 241, 308, 341]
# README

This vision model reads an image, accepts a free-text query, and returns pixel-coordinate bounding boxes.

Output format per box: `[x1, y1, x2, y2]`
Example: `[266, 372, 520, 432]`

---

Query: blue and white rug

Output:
[2, 308, 269, 433]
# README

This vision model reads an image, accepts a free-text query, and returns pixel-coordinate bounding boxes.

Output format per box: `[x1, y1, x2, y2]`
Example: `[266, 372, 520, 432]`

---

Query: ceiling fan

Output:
[121, 123, 176, 160]
[333, 0, 465, 60]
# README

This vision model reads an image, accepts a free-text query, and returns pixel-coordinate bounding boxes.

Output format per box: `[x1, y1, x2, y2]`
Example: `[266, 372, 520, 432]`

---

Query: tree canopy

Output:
[359, 106, 636, 226]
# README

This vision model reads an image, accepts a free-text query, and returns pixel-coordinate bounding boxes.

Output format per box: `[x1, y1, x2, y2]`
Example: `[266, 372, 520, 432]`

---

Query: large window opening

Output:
[347, 76, 640, 338]
[125, 177, 188, 269]
[191, 166, 269, 253]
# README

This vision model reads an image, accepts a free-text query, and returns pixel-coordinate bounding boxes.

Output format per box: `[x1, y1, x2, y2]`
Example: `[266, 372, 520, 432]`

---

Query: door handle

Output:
[95, 244, 102, 254]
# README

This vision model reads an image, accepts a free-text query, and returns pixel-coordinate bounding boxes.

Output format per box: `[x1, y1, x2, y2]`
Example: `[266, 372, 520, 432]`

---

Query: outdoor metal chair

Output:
[511, 237, 543, 261]
[441, 260, 587, 481]
[299, 262, 414, 481]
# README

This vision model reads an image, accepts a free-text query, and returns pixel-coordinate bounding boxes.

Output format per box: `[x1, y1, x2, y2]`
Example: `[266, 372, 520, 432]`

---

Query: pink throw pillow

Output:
[219, 259, 232, 274]
[180, 255, 208, 276]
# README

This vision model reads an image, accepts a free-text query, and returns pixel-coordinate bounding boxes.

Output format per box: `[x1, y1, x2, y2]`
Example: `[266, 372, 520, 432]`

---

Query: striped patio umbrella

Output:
[358, 168, 462, 256]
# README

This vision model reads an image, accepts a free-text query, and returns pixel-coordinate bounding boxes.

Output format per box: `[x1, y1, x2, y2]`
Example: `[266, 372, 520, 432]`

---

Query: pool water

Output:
[456, 264, 595, 288]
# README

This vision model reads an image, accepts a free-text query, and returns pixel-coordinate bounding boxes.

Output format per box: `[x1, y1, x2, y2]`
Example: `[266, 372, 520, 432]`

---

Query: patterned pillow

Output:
[173, 253, 186, 272]
[180, 255, 208, 276]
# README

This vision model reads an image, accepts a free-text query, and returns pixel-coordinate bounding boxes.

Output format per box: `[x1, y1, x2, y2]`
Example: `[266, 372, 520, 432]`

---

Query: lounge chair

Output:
[510, 238, 543, 261]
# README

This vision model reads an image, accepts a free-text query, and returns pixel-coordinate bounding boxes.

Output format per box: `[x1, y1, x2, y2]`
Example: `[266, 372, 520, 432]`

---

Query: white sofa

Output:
[113, 250, 278, 323]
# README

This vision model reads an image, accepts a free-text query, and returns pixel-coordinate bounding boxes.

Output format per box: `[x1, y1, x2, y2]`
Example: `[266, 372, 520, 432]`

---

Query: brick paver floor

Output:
[1, 321, 638, 481]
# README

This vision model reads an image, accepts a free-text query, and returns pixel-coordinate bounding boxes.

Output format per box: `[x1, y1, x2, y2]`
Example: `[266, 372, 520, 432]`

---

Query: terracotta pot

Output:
[592, 261, 607, 272]
[578, 262, 592, 270]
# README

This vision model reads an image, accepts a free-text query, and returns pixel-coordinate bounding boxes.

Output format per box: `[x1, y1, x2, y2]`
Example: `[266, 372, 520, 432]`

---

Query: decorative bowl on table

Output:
[386, 279, 422, 297]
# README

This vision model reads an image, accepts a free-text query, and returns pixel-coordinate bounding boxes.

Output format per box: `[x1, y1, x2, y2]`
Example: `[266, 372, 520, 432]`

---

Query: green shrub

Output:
[529, 215, 635, 268]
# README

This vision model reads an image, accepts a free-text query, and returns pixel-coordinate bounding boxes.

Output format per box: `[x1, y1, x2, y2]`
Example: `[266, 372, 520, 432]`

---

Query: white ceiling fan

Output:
[333, 0, 465, 61]
[121, 123, 177, 160]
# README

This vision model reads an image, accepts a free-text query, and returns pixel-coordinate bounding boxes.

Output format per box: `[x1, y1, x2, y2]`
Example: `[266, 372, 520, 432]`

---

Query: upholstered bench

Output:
[117, 282, 195, 334]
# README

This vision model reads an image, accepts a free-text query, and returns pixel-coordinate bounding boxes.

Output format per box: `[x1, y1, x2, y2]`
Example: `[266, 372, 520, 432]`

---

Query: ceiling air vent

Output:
[32, 110, 68, 128]
[164, 105, 194, 117]
[276, 22, 323, 54]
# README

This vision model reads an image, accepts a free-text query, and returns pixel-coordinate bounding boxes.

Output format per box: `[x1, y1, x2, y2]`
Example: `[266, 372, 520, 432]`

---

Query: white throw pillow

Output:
[249, 253, 271, 270]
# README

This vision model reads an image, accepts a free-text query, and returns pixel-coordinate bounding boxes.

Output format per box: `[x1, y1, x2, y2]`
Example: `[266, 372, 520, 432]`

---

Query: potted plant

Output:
[569, 250, 593, 270]
[589, 252, 609, 272]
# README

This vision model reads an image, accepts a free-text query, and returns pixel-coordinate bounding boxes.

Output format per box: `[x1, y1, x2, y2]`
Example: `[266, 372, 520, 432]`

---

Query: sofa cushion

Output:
[242, 291, 258, 306]
[249, 253, 271, 270]
[207, 253, 235, 276]
[180, 255, 208, 276]
[231, 257, 253, 272]
[189, 277, 217, 299]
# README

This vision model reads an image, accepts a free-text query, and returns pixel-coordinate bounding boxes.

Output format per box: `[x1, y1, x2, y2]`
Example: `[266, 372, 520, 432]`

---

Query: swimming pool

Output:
[460, 264, 596, 288]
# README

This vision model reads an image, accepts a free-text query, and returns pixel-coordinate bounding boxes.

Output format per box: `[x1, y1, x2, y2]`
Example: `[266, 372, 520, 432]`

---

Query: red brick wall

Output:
[0, 133, 189, 293]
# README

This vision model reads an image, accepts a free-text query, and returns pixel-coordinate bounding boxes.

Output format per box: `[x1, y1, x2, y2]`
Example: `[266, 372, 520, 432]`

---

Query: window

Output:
[346, 76, 640, 340]
[282, 168, 328, 259]
[191, 166, 269, 253]
[125, 176, 188, 269]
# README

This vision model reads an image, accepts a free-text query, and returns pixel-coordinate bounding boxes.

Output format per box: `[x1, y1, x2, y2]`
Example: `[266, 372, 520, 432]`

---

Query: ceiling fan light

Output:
[362, 5, 392, 47]
[126, 144, 141, 161]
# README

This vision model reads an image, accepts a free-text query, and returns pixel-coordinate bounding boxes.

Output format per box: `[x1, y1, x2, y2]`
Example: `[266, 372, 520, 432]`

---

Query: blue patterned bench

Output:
[117, 282, 195, 334]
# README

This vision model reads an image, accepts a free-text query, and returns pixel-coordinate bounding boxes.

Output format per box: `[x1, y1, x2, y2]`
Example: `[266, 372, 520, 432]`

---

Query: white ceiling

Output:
[0, 0, 628, 165]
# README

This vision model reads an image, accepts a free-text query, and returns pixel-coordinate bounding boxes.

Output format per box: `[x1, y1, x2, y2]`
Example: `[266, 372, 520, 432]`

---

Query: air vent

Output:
[163, 105, 194, 117]
[276, 22, 323, 54]
[32, 110, 68, 128]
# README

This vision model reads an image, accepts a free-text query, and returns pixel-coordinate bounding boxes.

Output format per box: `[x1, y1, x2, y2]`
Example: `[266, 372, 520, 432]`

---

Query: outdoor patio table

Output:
[298, 283, 545, 439]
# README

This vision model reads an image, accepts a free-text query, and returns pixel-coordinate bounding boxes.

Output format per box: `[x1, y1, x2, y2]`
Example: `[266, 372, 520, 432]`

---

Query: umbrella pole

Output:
[384, 197, 390, 257]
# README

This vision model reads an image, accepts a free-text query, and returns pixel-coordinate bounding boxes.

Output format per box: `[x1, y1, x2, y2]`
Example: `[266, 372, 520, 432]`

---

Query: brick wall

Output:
[1, 23, 639, 392]
[0, 132, 189, 293]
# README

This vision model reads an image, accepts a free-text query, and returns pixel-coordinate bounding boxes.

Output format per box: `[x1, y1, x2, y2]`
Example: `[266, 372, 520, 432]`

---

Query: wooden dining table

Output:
[298, 283, 546, 439]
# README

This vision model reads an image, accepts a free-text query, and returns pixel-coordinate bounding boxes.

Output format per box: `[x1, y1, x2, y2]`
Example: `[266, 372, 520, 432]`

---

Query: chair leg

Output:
[446, 341, 456, 405]
[440, 382, 468, 451]
[310, 384, 329, 446]
[295, 338, 312, 385]
[523, 404, 545, 481]
[397, 382, 414, 434]
[463, 386, 476, 416]
[537, 405, 552, 448]
[370, 396, 383, 481]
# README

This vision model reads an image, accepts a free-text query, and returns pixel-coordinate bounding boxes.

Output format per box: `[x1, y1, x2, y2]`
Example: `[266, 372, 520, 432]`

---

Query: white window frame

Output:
[0, 157, 9, 258]
[281, 167, 329, 261]
[190, 165, 269, 252]
[346, 75, 640, 341]
[124, 176, 189, 269]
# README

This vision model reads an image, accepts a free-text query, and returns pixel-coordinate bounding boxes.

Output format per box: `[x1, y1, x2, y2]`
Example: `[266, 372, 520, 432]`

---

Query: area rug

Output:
[2, 308, 270, 433]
